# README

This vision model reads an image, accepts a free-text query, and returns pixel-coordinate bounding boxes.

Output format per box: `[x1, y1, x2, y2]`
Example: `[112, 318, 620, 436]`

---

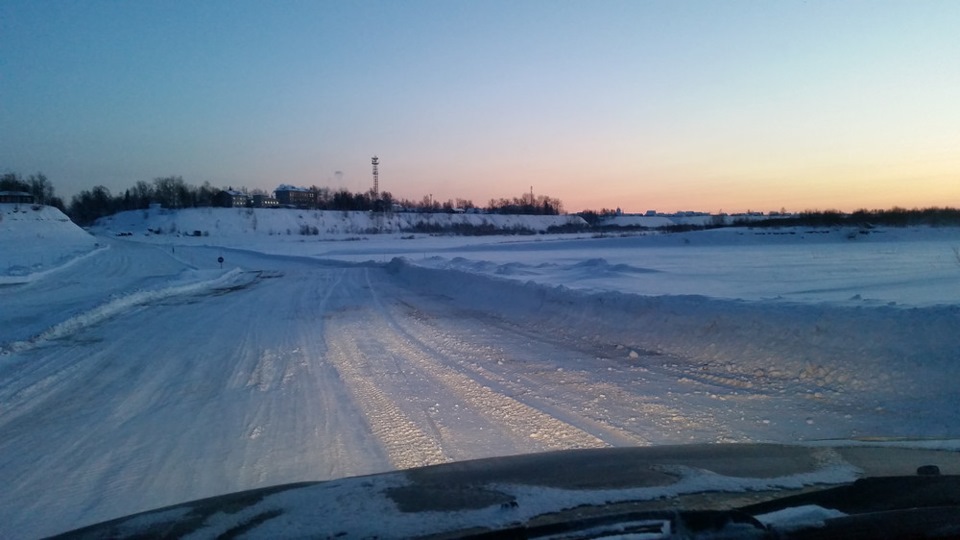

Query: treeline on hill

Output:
[69, 178, 406, 224]
[68, 177, 221, 226]
[571, 207, 960, 231]
[8, 170, 955, 231]
[486, 194, 564, 216]
[63, 175, 563, 226]
[740, 207, 960, 228]
[0, 172, 65, 210]
[574, 208, 621, 226]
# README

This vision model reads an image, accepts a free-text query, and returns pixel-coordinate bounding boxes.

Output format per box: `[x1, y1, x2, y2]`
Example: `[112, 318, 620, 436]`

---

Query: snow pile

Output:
[170, 223, 960, 306]
[403, 226, 960, 306]
[385, 256, 960, 437]
[0, 203, 99, 280]
[2, 268, 255, 355]
[92, 207, 586, 239]
[385, 255, 960, 374]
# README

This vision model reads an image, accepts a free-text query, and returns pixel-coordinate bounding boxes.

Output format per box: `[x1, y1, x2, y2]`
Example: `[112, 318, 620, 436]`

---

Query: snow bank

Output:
[599, 214, 774, 228]
[405, 226, 960, 306]
[92, 207, 586, 239]
[1, 268, 254, 355]
[0, 204, 99, 278]
[599, 215, 692, 227]
[385, 256, 960, 419]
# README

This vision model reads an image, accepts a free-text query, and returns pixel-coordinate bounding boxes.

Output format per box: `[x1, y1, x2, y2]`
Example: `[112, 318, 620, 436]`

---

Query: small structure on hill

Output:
[0, 191, 35, 204]
[215, 190, 250, 208]
[274, 185, 315, 208]
[251, 194, 279, 208]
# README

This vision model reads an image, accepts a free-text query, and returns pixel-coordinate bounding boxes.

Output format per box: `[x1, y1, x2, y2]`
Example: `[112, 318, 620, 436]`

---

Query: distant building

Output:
[274, 185, 315, 208]
[251, 194, 279, 208]
[215, 190, 250, 208]
[0, 191, 34, 204]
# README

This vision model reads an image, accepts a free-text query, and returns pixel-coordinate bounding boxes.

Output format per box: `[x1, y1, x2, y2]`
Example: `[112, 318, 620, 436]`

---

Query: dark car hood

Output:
[51, 441, 960, 539]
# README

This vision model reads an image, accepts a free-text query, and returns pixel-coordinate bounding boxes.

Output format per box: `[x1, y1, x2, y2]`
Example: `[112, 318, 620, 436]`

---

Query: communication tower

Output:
[371, 156, 379, 198]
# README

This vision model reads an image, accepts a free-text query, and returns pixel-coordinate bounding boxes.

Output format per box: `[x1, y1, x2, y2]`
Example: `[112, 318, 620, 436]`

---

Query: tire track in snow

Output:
[323, 326, 450, 469]
[227, 267, 391, 483]
[372, 327, 609, 450]
[279, 267, 394, 480]
[380, 307, 653, 447]
[404, 319, 752, 444]
[386, 305, 880, 443]
[359, 268, 609, 452]
[309, 268, 450, 470]
[371, 276, 748, 444]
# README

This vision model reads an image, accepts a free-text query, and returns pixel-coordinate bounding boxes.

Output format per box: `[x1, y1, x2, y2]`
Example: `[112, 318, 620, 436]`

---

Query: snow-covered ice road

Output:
[1, 240, 958, 537]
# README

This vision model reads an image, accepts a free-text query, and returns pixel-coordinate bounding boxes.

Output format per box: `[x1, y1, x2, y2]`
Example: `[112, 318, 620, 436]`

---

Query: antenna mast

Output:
[371, 156, 379, 198]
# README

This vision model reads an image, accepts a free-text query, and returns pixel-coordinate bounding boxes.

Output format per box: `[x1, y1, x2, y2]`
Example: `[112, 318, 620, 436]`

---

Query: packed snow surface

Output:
[2, 208, 959, 537]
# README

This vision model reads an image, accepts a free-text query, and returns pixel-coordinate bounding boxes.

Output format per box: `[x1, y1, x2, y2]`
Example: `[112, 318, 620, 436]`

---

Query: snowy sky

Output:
[2, 0, 958, 213]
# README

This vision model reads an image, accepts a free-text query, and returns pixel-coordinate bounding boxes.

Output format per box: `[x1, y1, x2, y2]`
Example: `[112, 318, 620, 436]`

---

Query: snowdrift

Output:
[2, 268, 256, 354]
[0, 203, 100, 281]
[385, 256, 960, 419]
[405, 226, 960, 307]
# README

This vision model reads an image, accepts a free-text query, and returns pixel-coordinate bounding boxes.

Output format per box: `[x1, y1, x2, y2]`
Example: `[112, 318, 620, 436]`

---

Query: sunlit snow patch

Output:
[754, 504, 847, 532]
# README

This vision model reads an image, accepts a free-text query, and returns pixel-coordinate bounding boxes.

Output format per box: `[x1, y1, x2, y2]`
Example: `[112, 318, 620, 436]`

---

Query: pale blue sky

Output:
[2, 1, 958, 212]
